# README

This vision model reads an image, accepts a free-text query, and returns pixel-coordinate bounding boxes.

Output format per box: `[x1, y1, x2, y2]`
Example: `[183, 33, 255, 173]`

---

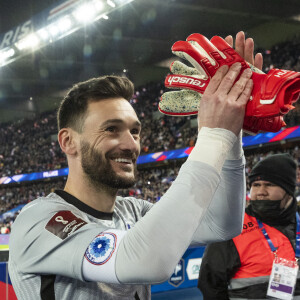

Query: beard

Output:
[80, 140, 137, 190]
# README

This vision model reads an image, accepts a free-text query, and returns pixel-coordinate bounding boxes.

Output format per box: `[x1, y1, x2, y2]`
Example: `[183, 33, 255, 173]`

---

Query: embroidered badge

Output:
[45, 211, 87, 239]
[84, 232, 117, 265]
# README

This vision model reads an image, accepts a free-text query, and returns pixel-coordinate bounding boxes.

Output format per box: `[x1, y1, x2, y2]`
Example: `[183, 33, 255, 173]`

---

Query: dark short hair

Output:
[57, 75, 134, 132]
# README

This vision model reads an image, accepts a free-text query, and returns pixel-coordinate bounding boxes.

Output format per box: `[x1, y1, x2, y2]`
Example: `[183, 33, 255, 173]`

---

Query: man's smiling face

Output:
[79, 98, 141, 189]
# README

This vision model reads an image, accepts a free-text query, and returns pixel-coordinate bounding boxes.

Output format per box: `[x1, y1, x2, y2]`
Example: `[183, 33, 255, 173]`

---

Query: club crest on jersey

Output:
[85, 232, 117, 265]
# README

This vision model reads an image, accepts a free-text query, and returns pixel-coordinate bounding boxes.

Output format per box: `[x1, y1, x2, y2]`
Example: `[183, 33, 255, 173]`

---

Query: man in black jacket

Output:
[198, 153, 300, 299]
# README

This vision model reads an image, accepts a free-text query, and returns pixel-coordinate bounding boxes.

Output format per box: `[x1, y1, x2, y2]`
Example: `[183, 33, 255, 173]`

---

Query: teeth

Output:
[113, 158, 132, 163]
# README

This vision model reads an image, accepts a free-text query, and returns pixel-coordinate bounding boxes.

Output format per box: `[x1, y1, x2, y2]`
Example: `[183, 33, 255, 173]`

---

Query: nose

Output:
[119, 130, 140, 154]
[257, 185, 268, 195]
[253, 185, 269, 200]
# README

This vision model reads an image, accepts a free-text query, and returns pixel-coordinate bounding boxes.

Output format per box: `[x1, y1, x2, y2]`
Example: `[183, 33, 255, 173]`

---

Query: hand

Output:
[219, 32, 285, 134]
[198, 63, 253, 136]
[208, 34, 299, 135]
[224, 31, 263, 70]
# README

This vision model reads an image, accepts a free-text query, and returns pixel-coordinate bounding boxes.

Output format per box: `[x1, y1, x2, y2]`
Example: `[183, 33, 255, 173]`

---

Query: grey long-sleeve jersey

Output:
[8, 157, 245, 300]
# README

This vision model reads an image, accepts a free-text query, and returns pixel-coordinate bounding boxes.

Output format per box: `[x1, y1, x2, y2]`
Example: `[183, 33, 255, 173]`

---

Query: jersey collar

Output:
[55, 189, 113, 220]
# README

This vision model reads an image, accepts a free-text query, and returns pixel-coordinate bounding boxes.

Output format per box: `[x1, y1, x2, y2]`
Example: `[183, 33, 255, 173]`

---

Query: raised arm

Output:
[191, 32, 263, 244]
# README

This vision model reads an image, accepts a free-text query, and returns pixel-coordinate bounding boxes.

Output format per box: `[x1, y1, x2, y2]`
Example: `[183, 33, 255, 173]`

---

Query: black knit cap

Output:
[249, 153, 297, 196]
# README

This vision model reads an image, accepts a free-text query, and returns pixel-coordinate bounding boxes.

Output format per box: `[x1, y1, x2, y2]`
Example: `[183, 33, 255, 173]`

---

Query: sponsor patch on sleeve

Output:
[84, 232, 117, 265]
[45, 211, 87, 239]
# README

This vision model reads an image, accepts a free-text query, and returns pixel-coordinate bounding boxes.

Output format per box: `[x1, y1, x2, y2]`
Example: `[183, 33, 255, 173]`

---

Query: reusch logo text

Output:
[167, 76, 206, 88]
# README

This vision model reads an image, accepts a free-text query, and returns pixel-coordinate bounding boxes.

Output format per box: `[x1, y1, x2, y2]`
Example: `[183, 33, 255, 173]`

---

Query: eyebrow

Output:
[100, 119, 141, 128]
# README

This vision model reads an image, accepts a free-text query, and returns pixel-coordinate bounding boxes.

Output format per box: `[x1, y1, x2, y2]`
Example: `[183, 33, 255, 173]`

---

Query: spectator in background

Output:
[0, 223, 10, 234]
[198, 154, 300, 299]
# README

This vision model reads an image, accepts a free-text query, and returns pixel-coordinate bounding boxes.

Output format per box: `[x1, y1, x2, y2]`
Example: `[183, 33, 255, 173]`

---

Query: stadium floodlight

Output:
[292, 14, 300, 21]
[93, 0, 105, 11]
[0, 0, 135, 68]
[48, 24, 60, 37]
[115, 0, 134, 3]
[37, 28, 50, 41]
[107, 0, 116, 8]
[73, 3, 96, 23]
[15, 34, 40, 50]
[57, 16, 73, 33]
[0, 48, 15, 63]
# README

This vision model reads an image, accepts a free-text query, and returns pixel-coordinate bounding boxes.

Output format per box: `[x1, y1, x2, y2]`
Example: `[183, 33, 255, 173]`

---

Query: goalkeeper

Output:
[9, 33, 252, 300]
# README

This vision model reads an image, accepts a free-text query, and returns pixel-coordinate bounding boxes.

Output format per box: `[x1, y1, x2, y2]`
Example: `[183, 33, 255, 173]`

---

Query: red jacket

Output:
[232, 213, 295, 279]
[198, 201, 300, 299]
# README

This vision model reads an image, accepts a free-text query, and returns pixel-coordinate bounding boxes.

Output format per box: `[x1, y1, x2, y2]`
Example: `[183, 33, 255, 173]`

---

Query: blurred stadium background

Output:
[0, 0, 300, 298]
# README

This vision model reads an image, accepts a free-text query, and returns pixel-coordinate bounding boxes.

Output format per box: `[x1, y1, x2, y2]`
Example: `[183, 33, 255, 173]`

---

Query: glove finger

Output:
[187, 34, 219, 59]
[170, 61, 205, 78]
[187, 33, 227, 66]
[211, 35, 245, 66]
[211, 36, 237, 55]
[159, 90, 201, 116]
[172, 40, 210, 77]
[211, 36, 264, 74]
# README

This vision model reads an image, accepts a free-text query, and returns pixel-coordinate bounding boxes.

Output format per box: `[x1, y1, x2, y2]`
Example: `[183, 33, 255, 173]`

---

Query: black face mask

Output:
[249, 199, 284, 219]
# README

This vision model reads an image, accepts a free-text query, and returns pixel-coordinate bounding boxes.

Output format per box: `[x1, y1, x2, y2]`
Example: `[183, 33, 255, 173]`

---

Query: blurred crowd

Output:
[1, 37, 300, 233]
[0, 113, 66, 177]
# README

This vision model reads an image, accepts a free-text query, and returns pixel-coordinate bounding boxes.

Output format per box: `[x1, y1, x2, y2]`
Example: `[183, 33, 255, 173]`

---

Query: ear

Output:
[58, 128, 78, 156]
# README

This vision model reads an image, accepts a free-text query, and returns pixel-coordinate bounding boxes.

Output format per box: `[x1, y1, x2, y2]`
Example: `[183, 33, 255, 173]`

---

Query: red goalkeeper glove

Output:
[159, 34, 299, 133]
[209, 35, 300, 118]
[242, 115, 286, 134]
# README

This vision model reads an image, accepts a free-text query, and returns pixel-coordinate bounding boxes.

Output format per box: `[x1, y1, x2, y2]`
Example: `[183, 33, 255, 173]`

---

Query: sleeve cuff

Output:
[187, 127, 236, 173]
